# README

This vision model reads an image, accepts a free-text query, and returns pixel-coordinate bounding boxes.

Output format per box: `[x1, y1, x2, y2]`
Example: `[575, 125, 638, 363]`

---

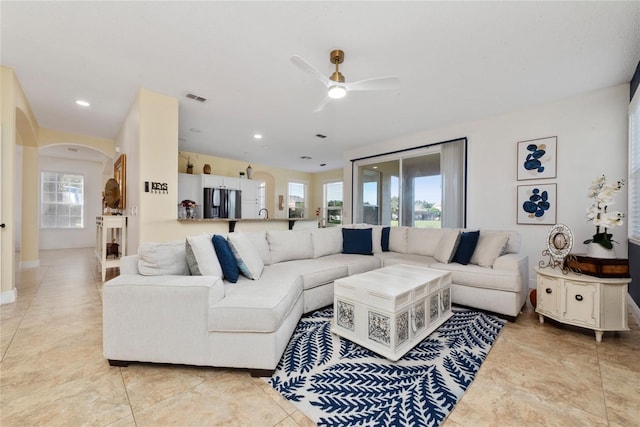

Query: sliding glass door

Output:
[353, 138, 466, 228]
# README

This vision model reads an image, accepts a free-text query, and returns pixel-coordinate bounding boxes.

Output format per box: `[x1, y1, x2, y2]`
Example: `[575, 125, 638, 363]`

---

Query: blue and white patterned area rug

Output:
[268, 307, 505, 427]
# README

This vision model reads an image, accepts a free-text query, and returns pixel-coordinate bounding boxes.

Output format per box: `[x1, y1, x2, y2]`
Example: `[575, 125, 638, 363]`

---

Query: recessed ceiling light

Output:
[254, 134, 263, 140]
[373, 166, 378, 169]
[75, 100, 90, 107]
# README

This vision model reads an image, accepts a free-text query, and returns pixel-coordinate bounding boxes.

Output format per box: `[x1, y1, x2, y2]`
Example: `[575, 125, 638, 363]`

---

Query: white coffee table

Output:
[332, 264, 452, 361]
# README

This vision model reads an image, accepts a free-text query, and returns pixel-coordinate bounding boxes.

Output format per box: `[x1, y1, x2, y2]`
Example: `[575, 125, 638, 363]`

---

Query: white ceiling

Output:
[2, 1, 639, 172]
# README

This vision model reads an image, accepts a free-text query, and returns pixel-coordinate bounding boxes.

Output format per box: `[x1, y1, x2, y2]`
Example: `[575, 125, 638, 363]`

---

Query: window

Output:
[353, 138, 466, 228]
[288, 182, 306, 218]
[324, 181, 343, 226]
[629, 90, 640, 243]
[41, 172, 84, 228]
[257, 181, 266, 211]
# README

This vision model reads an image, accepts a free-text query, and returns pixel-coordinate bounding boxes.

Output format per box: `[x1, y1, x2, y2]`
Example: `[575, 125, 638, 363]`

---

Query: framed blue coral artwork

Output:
[517, 184, 557, 225]
[517, 136, 557, 180]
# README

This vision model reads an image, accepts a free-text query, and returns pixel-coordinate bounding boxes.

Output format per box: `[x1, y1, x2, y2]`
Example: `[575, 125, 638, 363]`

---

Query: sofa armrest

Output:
[119, 255, 139, 274]
[493, 253, 529, 295]
[102, 275, 224, 365]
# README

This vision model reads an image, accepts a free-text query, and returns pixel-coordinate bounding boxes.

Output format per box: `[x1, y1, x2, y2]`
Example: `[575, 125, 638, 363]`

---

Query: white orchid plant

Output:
[584, 175, 625, 249]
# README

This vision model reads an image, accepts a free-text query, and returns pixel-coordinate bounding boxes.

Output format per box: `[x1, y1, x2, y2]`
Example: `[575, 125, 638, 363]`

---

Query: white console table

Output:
[96, 216, 127, 281]
[535, 267, 630, 342]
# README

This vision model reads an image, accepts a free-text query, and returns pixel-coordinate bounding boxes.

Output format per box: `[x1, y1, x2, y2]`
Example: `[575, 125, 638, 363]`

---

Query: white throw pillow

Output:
[227, 232, 264, 280]
[434, 229, 461, 263]
[138, 240, 188, 276]
[311, 227, 343, 258]
[388, 226, 409, 253]
[470, 232, 510, 268]
[407, 228, 447, 256]
[267, 230, 314, 263]
[185, 233, 223, 277]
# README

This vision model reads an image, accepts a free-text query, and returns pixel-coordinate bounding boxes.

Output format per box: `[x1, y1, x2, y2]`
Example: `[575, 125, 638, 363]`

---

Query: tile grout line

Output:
[117, 367, 138, 427]
[0, 264, 49, 364]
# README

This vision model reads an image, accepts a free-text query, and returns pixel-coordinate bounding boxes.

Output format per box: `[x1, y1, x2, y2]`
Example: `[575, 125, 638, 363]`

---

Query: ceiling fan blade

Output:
[346, 76, 400, 92]
[290, 55, 331, 87]
[313, 96, 332, 113]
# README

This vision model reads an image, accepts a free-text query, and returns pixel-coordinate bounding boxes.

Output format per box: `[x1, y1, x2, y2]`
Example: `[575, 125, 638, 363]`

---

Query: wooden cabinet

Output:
[535, 267, 630, 342]
[96, 216, 127, 282]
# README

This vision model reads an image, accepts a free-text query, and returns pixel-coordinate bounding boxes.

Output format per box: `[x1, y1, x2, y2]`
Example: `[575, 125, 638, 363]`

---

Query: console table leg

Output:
[538, 314, 545, 324]
[595, 331, 603, 343]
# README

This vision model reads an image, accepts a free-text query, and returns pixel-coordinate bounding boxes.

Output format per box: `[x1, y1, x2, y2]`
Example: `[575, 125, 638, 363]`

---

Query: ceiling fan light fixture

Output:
[328, 85, 347, 99]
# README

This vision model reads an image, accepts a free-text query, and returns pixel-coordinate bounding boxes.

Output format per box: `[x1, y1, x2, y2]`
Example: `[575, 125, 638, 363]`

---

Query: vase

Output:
[586, 242, 616, 259]
[203, 164, 211, 174]
[186, 166, 193, 174]
[246, 165, 253, 179]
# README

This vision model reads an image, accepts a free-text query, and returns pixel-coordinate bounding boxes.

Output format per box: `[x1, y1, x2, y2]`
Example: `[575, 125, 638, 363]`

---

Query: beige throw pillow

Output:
[434, 229, 461, 263]
[470, 232, 509, 268]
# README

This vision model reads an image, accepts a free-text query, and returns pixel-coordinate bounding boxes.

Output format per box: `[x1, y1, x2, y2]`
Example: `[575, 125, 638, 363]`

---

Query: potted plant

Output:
[583, 175, 624, 258]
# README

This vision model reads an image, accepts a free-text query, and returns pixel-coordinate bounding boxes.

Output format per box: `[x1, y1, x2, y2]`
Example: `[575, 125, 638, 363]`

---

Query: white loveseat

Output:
[103, 226, 528, 375]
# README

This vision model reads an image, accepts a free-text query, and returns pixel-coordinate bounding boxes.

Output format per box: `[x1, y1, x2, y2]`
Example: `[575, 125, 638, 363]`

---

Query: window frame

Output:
[323, 180, 344, 227]
[40, 171, 85, 229]
[287, 181, 307, 219]
[629, 90, 640, 244]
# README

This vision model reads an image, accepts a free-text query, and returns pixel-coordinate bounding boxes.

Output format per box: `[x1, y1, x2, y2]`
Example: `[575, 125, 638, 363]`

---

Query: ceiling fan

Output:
[291, 49, 400, 112]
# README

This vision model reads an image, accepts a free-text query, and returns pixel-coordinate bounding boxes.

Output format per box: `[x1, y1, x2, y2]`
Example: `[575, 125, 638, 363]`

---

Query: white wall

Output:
[344, 84, 629, 288]
[39, 155, 104, 249]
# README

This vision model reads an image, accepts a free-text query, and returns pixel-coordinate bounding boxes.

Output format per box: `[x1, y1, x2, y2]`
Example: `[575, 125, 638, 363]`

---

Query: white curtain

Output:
[441, 138, 466, 228]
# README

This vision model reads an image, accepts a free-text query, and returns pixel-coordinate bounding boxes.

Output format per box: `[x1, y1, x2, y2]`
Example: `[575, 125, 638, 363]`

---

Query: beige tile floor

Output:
[1, 248, 639, 426]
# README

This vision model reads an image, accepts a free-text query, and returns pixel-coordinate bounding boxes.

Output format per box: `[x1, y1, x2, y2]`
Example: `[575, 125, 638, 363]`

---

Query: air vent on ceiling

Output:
[300, 156, 312, 160]
[315, 134, 327, 139]
[185, 93, 207, 103]
[67, 147, 78, 152]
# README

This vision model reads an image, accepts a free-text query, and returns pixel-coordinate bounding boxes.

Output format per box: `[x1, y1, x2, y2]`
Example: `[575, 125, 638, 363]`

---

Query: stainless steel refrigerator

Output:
[203, 188, 242, 219]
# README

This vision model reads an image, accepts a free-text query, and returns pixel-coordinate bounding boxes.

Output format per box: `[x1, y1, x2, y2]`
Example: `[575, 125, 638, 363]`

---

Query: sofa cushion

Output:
[434, 229, 461, 263]
[241, 231, 271, 265]
[388, 226, 408, 253]
[277, 259, 348, 290]
[452, 231, 480, 265]
[430, 261, 521, 292]
[185, 233, 223, 277]
[228, 232, 264, 280]
[407, 228, 447, 256]
[342, 228, 373, 255]
[323, 253, 383, 275]
[470, 232, 510, 268]
[378, 253, 435, 268]
[311, 227, 343, 258]
[212, 235, 239, 283]
[268, 230, 314, 263]
[138, 240, 188, 276]
[208, 264, 303, 333]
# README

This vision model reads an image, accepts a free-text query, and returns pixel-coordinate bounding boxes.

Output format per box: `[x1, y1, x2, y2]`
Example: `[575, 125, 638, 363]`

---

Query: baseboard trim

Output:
[1, 289, 17, 305]
[20, 259, 40, 269]
[629, 294, 640, 326]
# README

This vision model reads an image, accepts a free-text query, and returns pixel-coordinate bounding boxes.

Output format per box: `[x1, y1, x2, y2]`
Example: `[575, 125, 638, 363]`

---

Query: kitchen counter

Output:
[177, 217, 318, 232]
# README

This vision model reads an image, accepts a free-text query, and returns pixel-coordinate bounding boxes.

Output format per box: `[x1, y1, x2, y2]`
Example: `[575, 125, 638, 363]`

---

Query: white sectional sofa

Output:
[103, 226, 528, 376]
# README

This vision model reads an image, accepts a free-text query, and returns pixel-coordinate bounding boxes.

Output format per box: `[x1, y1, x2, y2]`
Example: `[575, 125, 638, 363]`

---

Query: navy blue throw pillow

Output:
[381, 226, 390, 252]
[212, 234, 239, 283]
[342, 228, 373, 255]
[452, 230, 480, 265]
